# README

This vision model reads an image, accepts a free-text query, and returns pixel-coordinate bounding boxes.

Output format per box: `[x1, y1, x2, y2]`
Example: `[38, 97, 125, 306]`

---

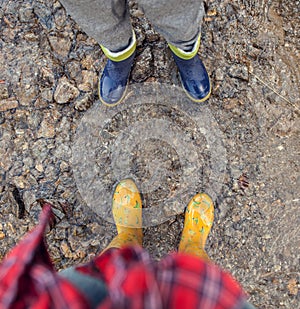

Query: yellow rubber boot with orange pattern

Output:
[103, 179, 143, 252]
[178, 193, 214, 261]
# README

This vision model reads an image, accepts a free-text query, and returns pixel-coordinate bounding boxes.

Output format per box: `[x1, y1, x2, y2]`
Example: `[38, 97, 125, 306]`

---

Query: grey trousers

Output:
[59, 0, 205, 51]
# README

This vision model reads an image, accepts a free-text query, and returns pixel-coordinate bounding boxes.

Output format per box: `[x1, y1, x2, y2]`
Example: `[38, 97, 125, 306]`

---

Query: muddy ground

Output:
[0, 0, 299, 308]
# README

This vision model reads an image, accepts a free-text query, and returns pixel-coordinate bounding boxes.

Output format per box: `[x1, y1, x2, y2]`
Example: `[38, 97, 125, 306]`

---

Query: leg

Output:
[60, 0, 132, 51]
[60, 1, 136, 105]
[178, 193, 214, 261]
[139, 0, 211, 102]
[139, 0, 205, 50]
[102, 179, 143, 252]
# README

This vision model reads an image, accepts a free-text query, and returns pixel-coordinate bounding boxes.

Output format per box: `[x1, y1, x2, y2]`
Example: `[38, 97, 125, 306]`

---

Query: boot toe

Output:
[113, 178, 142, 230]
[182, 78, 210, 102]
[172, 53, 211, 103]
[100, 74, 127, 105]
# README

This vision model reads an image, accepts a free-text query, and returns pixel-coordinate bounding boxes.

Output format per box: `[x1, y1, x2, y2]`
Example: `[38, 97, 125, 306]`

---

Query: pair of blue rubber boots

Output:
[99, 34, 210, 106]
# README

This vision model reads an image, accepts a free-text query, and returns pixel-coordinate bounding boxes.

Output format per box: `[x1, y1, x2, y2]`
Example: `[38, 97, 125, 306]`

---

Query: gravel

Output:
[0, 0, 299, 308]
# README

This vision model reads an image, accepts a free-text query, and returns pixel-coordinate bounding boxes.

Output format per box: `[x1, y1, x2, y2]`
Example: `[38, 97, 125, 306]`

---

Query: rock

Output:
[41, 88, 53, 102]
[66, 61, 82, 80]
[14, 176, 28, 190]
[81, 54, 95, 70]
[34, 97, 49, 109]
[35, 163, 44, 172]
[37, 117, 56, 138]
[43, 164, 58, 180]
[0, 231, 5, 240]
[60, 241, 73, 258]
[215, 68, 225, 81]
[0, 98, 18, 112]
[228, 64, 249, 81]
[54, 77, 80, 104]
[40, 67, 55, 87]
[23, 190, 36, 213]
[23, 156, 34, 170]
[77, 70, 97, 92]
[131, 47, 153, 82]
[54, 8, 67, 28]
[52, 206, 65, 220]
[0, 83, 9, 99]
[133, 25, 146, 47]
[287, 278, 298, 296]
[74, 93, 93, 111]
[145, 28, 160, 42]
[26, 173, 38, 187]
[53, 143, 71, 161]
[60, 161, 69, 172]
[75, 250, 86, 259]
[48, 32, 72, 58]
[18, 7, 35, 23]
[152, 44, 171, 80]
[16, 84, 39, 107]
[32, 3, 54, 29]
[23, 32, 39, 42]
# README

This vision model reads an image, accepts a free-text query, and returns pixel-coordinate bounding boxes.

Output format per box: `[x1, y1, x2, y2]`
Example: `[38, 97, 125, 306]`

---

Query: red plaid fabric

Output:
[81, 247, 246, 309]
[0, 205, 247, 309]
[0, 204, 88, 309]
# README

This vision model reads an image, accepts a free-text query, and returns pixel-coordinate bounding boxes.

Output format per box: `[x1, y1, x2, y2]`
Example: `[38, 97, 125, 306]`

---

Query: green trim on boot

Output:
[168, 35, 201, 60]
[101, 31, 136, 62]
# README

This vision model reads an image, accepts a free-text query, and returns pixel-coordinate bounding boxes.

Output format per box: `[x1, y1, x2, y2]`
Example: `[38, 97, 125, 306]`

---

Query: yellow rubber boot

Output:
[103, 179, 143, 252]
[178, 193, 214, 261]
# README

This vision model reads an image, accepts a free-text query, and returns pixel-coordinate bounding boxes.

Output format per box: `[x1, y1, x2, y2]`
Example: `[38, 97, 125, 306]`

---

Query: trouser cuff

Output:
[168, 35, 201, 60]
[101, 31, 136, 62]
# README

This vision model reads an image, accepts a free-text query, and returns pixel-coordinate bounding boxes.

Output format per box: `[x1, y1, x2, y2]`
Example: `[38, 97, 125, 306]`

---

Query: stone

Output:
[74, 93, 93, 111]
[215, 68, 225, 81]
[81, 55, 95, 70]
[37, 117, 56, 138]
[287, 278, 298, 296]
[0, 83, 9, 100]
[0, 98, 18, 112]
[18, 7, 35, 23]
[131, 47, 153, 82]
[23, 190, 37, 213]
[66, 61, 82, 80]
[228, 64, 249, 81]
[35, 163, 44, 172]
[48, 32, 72, 58]
[60, 241, 73, 258]
[14, 176, 28, 189]
[77, 70, 97, 92]
[145, 29, 160, 42]
[41, 88, 53, 102]
[54, 77, 80, 104]
[16, 84, 39, 106]
[40, 67, 55, 87]
[54, 8, 67, 28]
[0, 231, 5, 240]
[60, 160, 70, 172]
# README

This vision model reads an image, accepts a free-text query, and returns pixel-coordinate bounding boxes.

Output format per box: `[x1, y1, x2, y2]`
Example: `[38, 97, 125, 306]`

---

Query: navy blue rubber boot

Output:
[99, 52, 135, 106]
[172, 52, 211, 103]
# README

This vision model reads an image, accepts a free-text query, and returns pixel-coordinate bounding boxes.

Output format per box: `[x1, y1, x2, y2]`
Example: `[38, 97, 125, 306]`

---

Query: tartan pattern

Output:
[0, 204, 88, 309]
[0, 205, 247, 309]
[86, 247, 246, 309]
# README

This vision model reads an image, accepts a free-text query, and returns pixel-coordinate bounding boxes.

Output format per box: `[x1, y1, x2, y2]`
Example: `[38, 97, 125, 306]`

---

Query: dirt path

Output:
[0, 0, 299, 307]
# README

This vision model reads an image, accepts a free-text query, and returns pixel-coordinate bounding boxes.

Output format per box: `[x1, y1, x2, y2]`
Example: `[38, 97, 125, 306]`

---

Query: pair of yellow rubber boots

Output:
[104, 179, 214, 261]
